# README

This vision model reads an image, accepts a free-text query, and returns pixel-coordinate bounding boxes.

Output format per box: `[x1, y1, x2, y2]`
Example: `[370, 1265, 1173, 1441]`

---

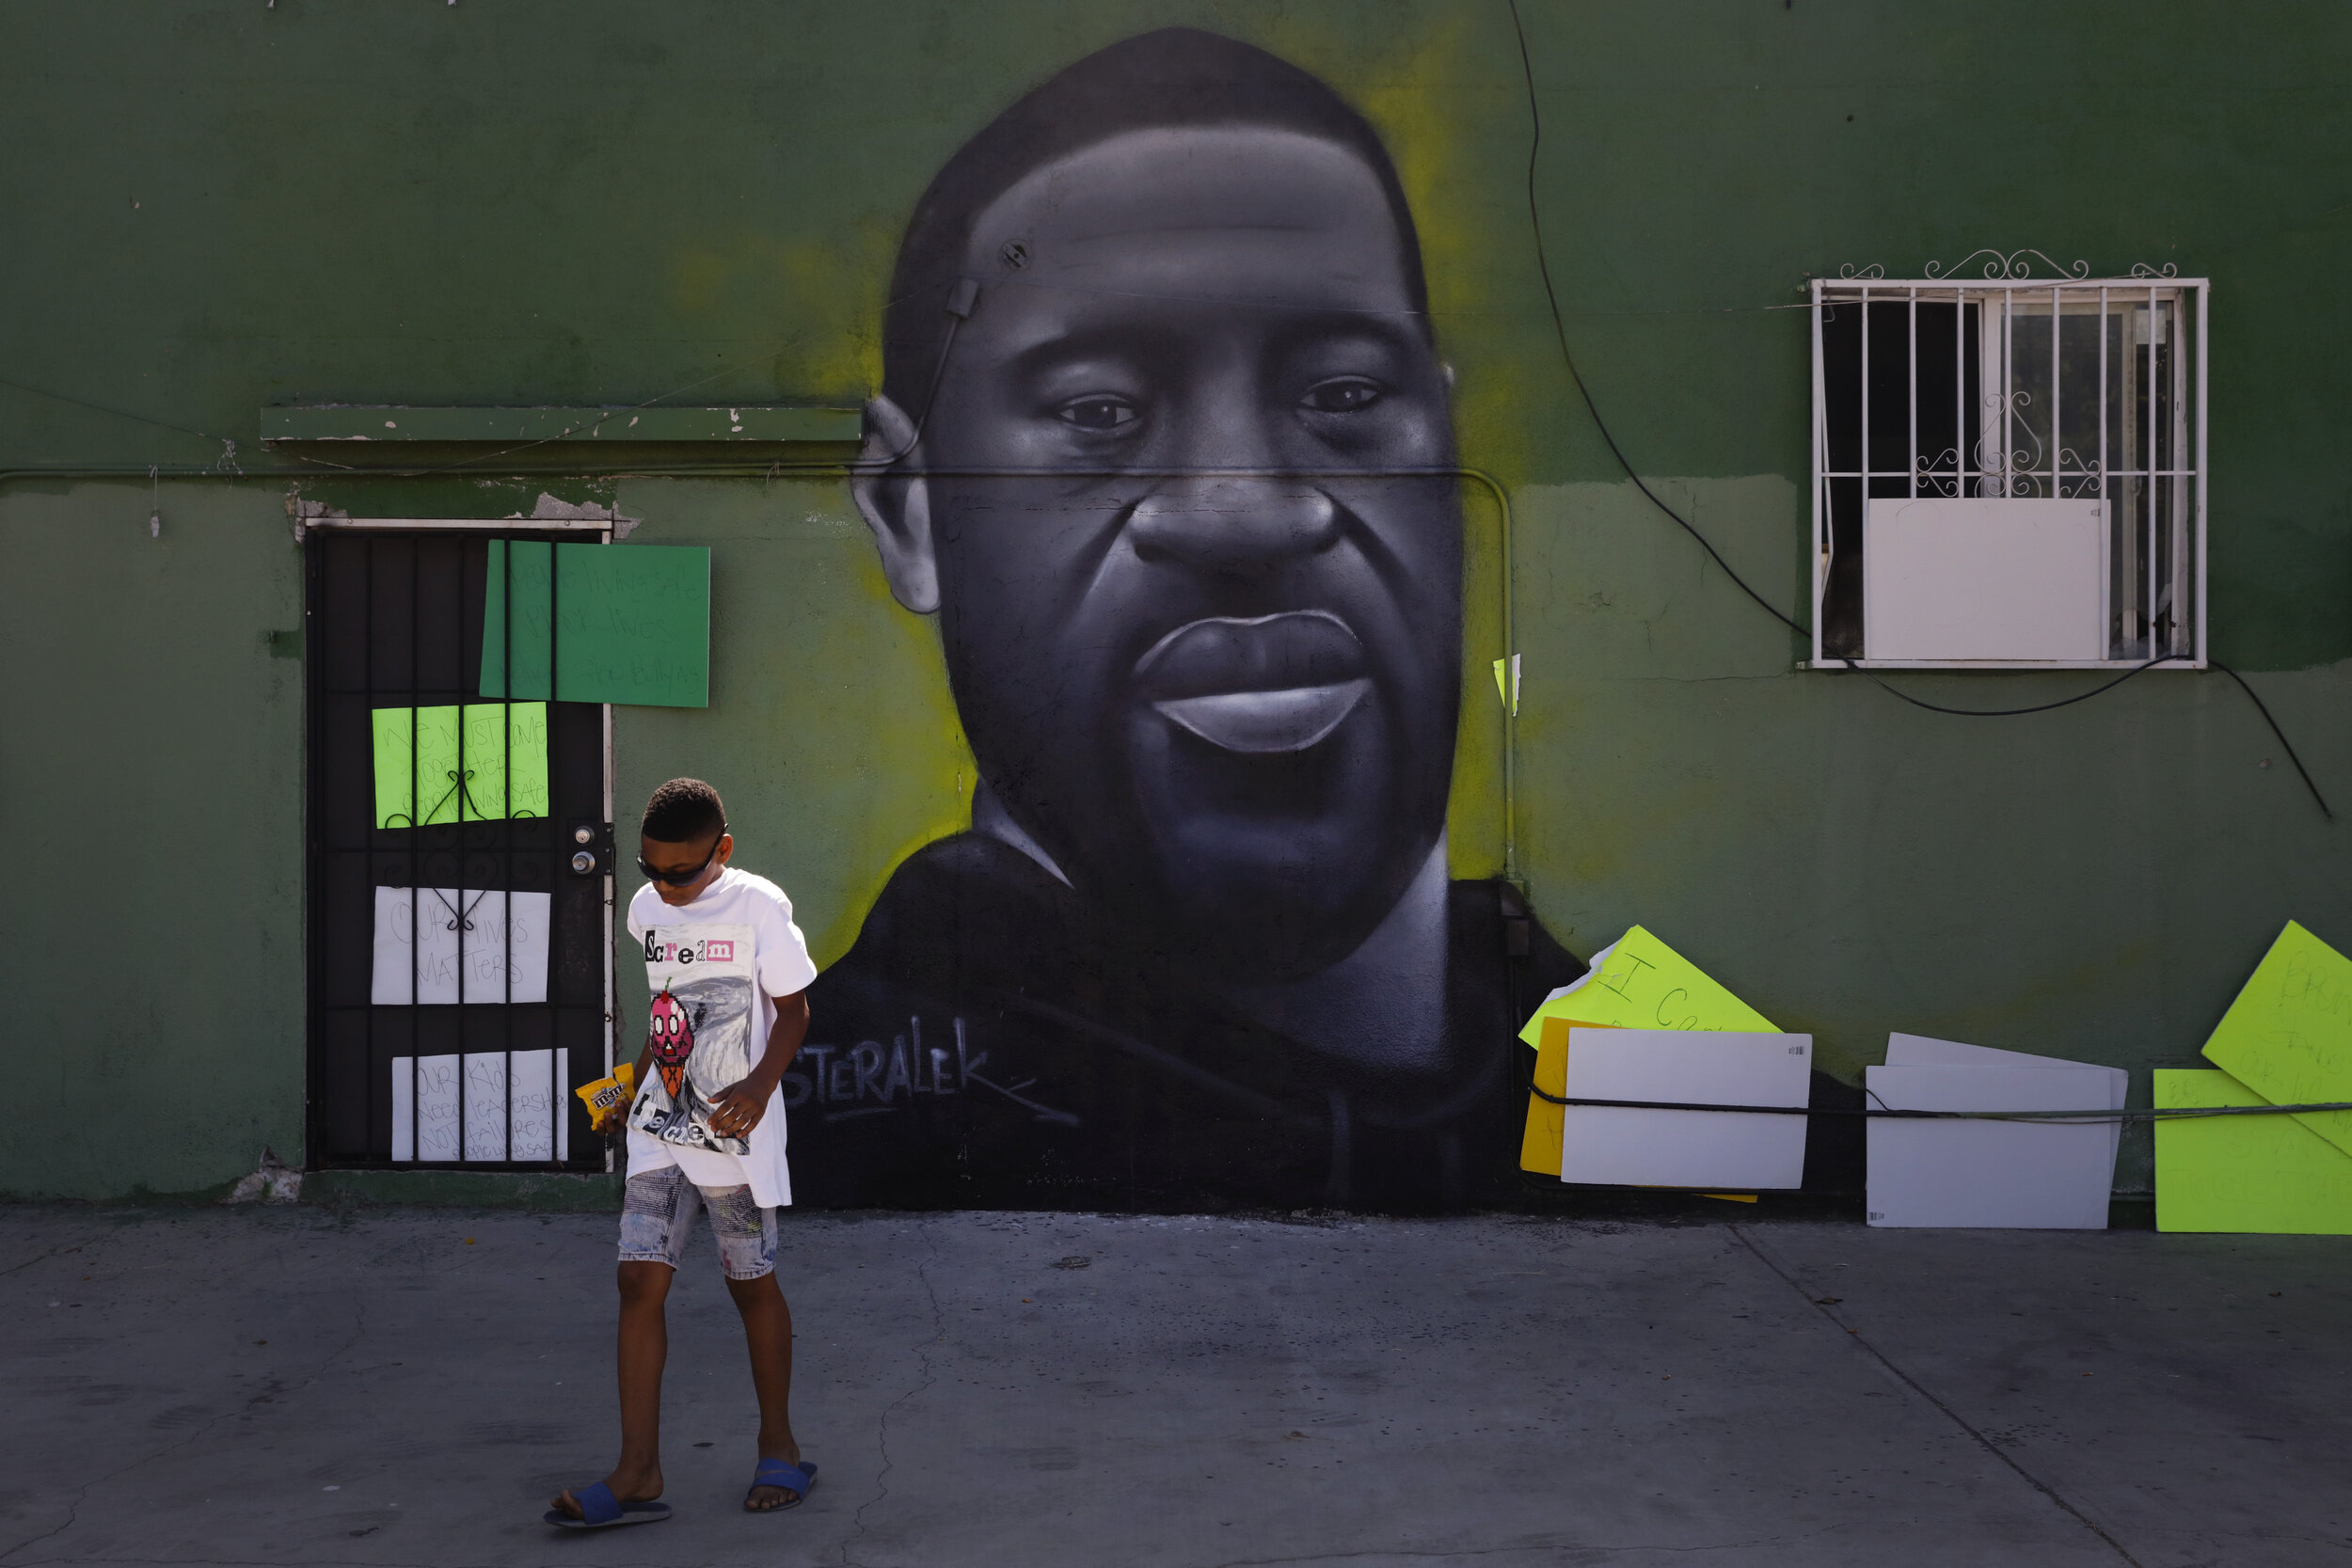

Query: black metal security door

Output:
[305, 526, 612, 1170]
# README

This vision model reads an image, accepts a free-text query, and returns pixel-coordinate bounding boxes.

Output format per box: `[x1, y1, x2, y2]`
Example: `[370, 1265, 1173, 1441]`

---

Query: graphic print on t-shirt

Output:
[629, 923, 756, 1156]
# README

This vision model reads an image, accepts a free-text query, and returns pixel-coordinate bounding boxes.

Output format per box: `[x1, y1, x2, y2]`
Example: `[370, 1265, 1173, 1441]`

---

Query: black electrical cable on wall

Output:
[1502, 0, 1804, 643]
[1500, 0, 2332, 822]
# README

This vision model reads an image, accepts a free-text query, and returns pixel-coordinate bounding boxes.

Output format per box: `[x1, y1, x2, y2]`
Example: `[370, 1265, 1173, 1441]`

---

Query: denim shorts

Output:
[617, 1166, 777, 1280]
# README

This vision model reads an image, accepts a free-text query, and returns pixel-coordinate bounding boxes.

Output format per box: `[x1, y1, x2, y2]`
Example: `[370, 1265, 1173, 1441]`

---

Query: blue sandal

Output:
[748, 1457, 817, 1512]
[544, 1480, 672, 1529]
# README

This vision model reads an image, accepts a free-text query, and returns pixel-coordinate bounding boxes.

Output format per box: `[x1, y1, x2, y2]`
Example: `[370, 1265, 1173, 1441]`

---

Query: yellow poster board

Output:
[1518, 1016, 1580, 1176]
[1518, 927, 1777, 1175]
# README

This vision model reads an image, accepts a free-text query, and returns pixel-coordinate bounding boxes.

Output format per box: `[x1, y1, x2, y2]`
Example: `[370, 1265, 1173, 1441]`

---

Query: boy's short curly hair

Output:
[641, 778, 726, 844]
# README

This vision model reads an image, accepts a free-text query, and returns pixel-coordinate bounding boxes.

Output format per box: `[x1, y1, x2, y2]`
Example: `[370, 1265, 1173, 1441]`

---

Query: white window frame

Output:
[1810, 265, 2209, 670]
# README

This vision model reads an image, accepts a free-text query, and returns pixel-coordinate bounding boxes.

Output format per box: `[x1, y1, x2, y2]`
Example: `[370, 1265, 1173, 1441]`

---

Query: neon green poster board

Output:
[2199, 920, 2352, 1162]
[1518, 925, 1777, 1048]
[479, 540, 710, 708]
[371, 702, 549, 828]
[2153, 1069, 2352, 1234]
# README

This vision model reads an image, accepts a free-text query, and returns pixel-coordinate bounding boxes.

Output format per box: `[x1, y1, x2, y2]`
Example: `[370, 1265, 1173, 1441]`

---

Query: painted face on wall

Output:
[863, 125, 1460, 986]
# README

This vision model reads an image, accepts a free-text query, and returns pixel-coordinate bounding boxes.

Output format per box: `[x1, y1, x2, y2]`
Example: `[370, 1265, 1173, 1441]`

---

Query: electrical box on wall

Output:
[1811, 260, 2207, 670]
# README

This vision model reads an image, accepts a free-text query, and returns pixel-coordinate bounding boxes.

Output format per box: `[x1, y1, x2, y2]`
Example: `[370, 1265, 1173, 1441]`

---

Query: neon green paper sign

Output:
[1518, 924, 1777, 1048]
[2199, 920, 2352, 1162]
[2154, 1068, 2352, 1235]
[371, 702, 549, 829]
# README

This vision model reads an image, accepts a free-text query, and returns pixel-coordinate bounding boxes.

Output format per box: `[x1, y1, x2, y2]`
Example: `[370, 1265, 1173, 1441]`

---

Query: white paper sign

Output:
[371, 887, 551, 1006]
[1558, 1028, 1812, 1190]
[1867, 1034, 2126, 1229]
[390, 1050, 570, 1162]
[1885, 1032, 2127, 1172]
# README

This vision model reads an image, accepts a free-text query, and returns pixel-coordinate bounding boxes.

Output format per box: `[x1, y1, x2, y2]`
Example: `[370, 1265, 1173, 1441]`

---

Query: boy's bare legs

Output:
[728, 1272, 803, 1510]
[550, 1260, 674, 1517]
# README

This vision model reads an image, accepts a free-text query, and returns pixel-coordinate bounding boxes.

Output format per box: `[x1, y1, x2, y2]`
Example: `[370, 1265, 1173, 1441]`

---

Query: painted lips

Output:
[1132, 611, 1372, 754]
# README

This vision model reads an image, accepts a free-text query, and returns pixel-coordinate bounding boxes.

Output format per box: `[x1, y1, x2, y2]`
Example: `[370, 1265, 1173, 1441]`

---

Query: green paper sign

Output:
[2199, 920, 2352, 1162]
[2154, 1068, 2352, 1234]
[1518, 924, 1777, 1048]
[371, 702, 549, 829]
[479, 540, 710, 708]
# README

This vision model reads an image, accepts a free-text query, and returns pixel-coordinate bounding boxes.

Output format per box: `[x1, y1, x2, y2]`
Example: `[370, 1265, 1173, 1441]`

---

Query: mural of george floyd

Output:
[800, 29, 1587, 1212]
[5, 2, 2350, 1208]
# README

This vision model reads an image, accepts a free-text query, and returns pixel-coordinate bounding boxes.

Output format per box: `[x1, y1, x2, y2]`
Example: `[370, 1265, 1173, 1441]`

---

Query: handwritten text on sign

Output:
[370, 888, 550, 1006]
[390, 1050, 568, 1163]
[2201, 920, 2352, 1161]
[1518, 925, 1776, 1046]
[370, 702, 549, 829]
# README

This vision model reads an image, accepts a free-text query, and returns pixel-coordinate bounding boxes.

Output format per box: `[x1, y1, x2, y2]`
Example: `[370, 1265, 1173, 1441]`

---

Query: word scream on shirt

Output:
[642, 932, 738, 966]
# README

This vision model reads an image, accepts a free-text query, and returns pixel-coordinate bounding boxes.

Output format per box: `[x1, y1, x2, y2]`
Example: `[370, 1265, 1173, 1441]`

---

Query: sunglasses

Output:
[636, 826, 728, 887]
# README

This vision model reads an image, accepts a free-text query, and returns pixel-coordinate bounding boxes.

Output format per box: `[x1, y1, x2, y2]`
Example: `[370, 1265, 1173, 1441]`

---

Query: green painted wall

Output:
[0, 483, 306, 1196]
[3, 0, 2347, 1199]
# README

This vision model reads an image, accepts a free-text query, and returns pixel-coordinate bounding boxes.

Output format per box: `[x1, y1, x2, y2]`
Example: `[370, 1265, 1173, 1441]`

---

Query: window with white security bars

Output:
[1811, 256, 2207, 669]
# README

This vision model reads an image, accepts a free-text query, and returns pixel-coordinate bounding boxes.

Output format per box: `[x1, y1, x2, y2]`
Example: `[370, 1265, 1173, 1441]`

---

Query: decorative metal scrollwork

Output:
[1825, 253, 2181, 288]
[1924, 247, 2091, 281]
[1910, 452, 2106, 501]
[1914, 451, 1962, 499]
[2052, 449, 2106, 500]
[1972, 389, 2044, 495]
[1911, 398, 2107, 500]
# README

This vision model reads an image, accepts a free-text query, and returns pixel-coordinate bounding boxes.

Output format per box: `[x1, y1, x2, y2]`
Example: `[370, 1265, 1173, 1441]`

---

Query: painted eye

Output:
[1056, 396, 1138, 432]
[1301, 377, 1384, 414]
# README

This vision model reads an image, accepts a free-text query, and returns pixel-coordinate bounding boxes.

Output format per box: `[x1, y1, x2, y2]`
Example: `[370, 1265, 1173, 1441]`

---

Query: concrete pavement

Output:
[2, 1203, 2346, 1567]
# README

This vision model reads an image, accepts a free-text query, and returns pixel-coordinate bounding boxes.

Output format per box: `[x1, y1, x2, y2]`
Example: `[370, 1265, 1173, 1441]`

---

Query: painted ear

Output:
[850, 394, 940, 614]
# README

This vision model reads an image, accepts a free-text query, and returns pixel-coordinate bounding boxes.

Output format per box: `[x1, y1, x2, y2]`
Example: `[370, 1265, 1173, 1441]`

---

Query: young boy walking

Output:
[548, 778, 819, 1528]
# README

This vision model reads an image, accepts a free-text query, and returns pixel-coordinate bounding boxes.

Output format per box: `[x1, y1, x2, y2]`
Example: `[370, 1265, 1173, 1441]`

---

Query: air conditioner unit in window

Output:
[1810, 259, 2207, 670]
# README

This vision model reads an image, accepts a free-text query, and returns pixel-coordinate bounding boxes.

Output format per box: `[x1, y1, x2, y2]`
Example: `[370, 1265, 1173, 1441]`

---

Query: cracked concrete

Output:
[837, 1218, 946, 1568]
[2, 1206, 2347, 1567]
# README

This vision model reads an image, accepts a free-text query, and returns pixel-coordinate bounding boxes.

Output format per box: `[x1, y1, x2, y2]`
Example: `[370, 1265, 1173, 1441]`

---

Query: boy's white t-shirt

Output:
[624, 867, 818, 1208]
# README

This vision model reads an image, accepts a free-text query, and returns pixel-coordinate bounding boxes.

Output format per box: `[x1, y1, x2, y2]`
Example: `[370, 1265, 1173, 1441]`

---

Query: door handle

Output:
[569, 820, 615, 877]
